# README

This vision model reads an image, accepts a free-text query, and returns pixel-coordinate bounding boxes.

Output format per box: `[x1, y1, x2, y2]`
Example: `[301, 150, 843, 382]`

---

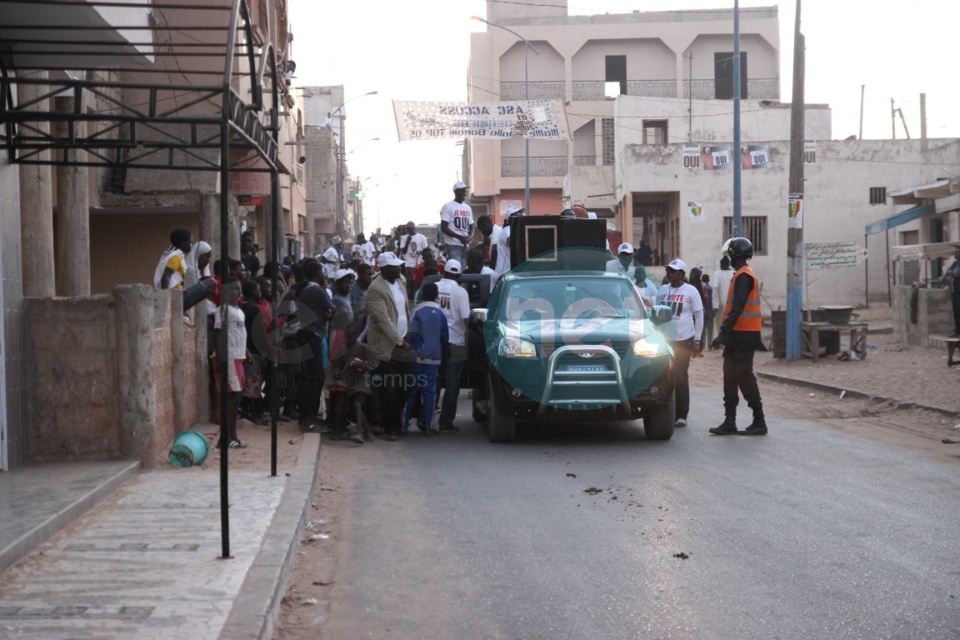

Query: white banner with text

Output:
[393, 100, 570, 142]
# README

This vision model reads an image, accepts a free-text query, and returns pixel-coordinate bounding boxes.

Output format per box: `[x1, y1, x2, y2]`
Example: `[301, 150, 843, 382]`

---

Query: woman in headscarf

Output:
[185, 240, 212, 287]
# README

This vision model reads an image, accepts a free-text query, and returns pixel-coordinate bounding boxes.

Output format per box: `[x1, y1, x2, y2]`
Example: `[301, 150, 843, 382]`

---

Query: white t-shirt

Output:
[388, 279, 408, 337]
[435, 278, 471, 347]
[479, 266, 498, 294]
[655, 281, 704, 342]
[214, 305, 247, 360]
[712, 269, 735, 312]
[494, 226, 512, 276]
[154, 247, 186, 289]
[322, 246, 340, 269]
[399, 233, 429, 269]
[355, 241, 376, 266]
[489, 223, 502, 246]
[440, 200, 474, 247]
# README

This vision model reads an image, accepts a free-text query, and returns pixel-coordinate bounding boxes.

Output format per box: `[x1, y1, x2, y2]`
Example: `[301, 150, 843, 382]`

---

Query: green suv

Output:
[470, 269, 676, 442]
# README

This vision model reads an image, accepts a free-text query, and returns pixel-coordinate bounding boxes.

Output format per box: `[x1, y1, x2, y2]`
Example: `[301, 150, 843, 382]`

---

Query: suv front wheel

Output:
[643, 395, 675, 440]
[487, 374, 517, 443]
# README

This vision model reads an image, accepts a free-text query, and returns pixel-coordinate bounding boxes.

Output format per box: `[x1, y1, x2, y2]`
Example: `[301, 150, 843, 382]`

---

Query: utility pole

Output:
[920, 93, 928, 152]
[732, 0, 742, 235]
[891, 98, 896, 139]
[785, 0, 805, 360]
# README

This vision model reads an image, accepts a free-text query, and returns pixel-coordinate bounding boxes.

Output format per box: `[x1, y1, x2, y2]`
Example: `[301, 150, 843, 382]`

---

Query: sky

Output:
[289, 0, 960, 235]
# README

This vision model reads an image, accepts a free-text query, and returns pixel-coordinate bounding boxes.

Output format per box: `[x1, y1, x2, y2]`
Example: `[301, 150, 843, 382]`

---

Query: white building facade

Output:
[468, 1, 781, 220]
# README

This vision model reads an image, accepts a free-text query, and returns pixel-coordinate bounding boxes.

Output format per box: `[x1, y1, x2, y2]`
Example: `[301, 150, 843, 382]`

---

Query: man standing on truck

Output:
[655, 258, 703, 429]
[493, 205, 524, 278]
[709, 237, 767, 436]
[440, 182, 474, 264]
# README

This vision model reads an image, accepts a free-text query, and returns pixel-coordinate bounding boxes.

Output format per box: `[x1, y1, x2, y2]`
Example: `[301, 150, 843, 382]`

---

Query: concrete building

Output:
[468, 1, 780, 220]
[302, 85, 343, 256]
[0, 0, 297, 470]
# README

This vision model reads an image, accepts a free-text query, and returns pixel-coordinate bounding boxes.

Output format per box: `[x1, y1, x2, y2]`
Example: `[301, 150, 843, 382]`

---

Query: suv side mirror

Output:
[650, 304, 673, 325]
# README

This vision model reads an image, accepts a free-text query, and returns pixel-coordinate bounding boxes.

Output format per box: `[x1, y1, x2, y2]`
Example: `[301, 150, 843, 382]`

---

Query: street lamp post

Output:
[333, 90, 377, 237]
[471, 16, 538, 215]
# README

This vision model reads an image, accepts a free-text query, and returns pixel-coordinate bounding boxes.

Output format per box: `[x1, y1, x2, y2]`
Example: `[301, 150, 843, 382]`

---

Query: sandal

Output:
[228, 440, 247, 449]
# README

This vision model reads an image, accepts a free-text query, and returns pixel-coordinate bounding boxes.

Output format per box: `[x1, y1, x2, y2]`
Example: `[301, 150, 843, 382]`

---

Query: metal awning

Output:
[864, 204, 935, 236]
[0, 0, 280, 173]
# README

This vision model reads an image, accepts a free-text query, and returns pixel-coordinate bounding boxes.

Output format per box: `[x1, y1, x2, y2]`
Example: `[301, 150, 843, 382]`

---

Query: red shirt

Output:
[412, 261, 445, 286]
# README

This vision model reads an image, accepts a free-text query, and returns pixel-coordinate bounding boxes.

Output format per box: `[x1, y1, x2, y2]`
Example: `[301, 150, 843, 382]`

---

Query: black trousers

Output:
[951, 290, 960, 335]
[722, 349, 763, 417]
[373, 357, 416, 435]
[295, 330, 325, 421]
[672, 338, 695, 420]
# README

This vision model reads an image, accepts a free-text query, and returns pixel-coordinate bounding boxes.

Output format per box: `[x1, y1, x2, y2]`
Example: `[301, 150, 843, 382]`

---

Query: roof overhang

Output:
[890, 179, 960, 206]
[0, 0, 155, 68]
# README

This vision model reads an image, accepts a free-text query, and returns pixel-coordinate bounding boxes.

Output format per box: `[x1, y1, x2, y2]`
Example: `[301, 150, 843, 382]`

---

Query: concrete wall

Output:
[24, 296, 119, 458]
[23, 286, 198, 467]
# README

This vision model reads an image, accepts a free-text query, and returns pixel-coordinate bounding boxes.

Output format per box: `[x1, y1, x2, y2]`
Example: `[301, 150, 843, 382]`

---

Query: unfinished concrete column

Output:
[18, 71, 56, 298]
[54, 95, 90, 297]
[115, 285, 157, 465]
[169, 290, 188, 433]
[199, 192, 241, 266]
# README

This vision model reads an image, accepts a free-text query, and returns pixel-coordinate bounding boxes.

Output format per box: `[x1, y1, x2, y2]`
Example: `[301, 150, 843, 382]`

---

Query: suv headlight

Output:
[500, 336, 537, 358]
[632, 337, 662, 356]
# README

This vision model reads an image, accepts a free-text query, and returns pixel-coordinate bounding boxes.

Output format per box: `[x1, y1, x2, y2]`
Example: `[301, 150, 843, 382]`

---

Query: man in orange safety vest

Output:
[709, 237, 767, 436]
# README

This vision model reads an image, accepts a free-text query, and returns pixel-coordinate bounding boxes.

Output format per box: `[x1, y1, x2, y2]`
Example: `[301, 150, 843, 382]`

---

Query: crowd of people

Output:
[153, 180, 769, 445]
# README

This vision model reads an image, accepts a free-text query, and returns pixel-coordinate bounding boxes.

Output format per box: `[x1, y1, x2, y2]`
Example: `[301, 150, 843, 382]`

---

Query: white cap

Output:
[505, 205, 525, 218]
[334, 268, 356, 281]
[378, 251, 403, 267]
[617, 242, 634, 255]
[445, 259, 462, 274]
[666, 259, 687, 272]
[453, 181, 468, 191]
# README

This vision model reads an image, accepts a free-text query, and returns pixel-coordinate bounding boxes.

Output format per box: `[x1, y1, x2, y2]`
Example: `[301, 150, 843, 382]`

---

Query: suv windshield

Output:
[501, 277, 644, 322]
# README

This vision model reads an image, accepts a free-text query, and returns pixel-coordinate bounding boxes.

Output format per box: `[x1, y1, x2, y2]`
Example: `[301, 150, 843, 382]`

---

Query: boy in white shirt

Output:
[655, 259, 703, 429]
[213, 278, 250, 448]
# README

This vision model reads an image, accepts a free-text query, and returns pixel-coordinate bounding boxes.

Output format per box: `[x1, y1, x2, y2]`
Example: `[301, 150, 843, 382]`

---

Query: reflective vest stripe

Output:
[722, 265, 762, 331]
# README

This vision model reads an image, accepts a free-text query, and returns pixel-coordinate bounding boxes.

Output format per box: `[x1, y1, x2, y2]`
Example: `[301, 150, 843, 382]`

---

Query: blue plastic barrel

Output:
[169, 430, 209, 467]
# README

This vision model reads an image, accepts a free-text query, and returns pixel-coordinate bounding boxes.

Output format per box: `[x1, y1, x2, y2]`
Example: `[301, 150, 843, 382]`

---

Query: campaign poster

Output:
[788, 193, 803, 229]
[701, 146, 732, 170]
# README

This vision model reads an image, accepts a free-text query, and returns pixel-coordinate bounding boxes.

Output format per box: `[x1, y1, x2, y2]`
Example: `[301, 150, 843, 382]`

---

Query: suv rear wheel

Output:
[643, 395, 675, 440]
[487, 374, 516, 443]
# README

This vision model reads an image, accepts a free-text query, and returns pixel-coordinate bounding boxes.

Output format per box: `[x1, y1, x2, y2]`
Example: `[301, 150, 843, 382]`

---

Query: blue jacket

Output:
[410, 302, 448, 365]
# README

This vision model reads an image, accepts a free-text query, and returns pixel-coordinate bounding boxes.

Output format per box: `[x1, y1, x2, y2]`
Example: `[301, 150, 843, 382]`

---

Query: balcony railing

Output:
[568, 78, 779, 101]
[501, 156, 568, 178]
[499, 81, 566, 100]
[572, 79, 677, 101]
[574, 155, 597, 166]
[682, 78, 780, 100]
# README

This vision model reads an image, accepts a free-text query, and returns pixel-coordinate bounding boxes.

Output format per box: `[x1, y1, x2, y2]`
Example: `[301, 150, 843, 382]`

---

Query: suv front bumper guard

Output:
[537, 344, 631, 417]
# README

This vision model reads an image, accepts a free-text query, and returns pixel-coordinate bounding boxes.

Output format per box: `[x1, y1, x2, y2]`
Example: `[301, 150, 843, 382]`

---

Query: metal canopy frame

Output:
[0, 0, 286, 559]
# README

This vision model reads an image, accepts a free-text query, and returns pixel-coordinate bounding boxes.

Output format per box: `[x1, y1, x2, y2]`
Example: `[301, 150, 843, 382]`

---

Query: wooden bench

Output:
[800, 321, 868, 362]
[929, 335, 960, 367]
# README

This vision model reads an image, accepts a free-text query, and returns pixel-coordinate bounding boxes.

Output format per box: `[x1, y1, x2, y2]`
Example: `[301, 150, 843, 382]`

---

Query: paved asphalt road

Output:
[312, 393, 960, 640]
